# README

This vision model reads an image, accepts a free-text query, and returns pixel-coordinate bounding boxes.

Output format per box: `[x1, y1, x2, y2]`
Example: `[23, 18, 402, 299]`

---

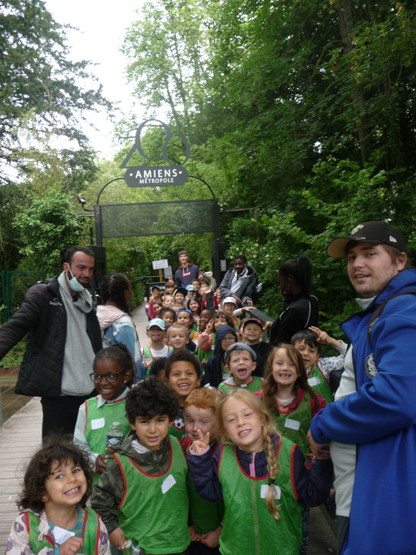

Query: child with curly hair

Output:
[91, 377, 190, 553]
[6, 439, 110, 554]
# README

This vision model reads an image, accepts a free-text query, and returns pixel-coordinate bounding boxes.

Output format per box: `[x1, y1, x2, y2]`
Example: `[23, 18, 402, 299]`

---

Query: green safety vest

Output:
[24, 507, 101, 553]
[218, 438, 302, 555]
[218, 375, 263, 395]
[272, 392, 312, 456]
[183, 439, 224, 535]
[115, 436, 190, 554]
[308, 361, 333, 404]
[85, 395, 130, 456]
[144, 345, 173, 374]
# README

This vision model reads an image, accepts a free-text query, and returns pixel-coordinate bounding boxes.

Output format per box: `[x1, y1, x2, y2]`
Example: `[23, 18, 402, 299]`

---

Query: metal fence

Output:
[0, 271, 45, 425]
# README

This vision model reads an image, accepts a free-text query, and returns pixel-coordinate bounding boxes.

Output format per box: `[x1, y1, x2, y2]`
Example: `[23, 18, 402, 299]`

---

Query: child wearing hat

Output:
[240, 317, 273, 377]
[174, 287, 187, 308]
[219, 343, 263, 394]
[142, 318, 172, 373]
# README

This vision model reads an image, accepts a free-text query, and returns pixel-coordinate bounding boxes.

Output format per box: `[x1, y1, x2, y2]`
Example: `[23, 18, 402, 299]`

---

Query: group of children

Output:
[7, 277, 347, 554]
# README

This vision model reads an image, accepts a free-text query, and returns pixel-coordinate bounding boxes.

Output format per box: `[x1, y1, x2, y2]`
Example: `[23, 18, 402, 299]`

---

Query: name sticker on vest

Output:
[91, 418, 105, 430]
[260, 484, 281, 499]
[308, 377, 320, 387]
[284, 418, 300, 431]
[161, 474, 176, 494]
[54, 526, 74, 545]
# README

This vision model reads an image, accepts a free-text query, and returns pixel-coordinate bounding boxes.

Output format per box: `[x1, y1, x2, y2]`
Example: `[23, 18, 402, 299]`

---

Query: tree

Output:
[13, 190, 83, 275]
[0, 0, 110, 184]
[122, 0, 214, 136]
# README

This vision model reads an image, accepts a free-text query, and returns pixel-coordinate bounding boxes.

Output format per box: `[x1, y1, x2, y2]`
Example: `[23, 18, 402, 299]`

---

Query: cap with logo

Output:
[327, 221, 407, 259]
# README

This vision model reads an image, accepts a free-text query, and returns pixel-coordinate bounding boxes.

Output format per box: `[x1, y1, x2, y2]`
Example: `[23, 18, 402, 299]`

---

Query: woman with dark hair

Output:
[97, 273, 145, 380]
[268, 255, 319, 346]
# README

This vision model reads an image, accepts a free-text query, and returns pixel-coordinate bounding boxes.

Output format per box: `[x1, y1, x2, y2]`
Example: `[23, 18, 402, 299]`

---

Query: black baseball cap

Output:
[327, 221, 407, 258]
[241, 318, 263, 330]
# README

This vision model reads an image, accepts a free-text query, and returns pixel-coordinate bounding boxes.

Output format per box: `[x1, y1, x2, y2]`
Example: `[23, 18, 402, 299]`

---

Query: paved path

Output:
[0, 303, 336, 552]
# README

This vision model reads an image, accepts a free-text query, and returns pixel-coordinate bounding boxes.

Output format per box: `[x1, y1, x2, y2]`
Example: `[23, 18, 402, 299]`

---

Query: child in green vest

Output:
[6, 439, 110, 554]
[91, 377, 191, 554]
[142, 318, 172, 373]
[218, 343, 263, 394]
[182, 388, 224, 554]
[187, 389, 332, 555]
[261, 344, 327, 555]
[291, 327, 347, 404]
[165, 349, 202, 440]
[74, 343, 133, 478]
[261, 344, 326, 459]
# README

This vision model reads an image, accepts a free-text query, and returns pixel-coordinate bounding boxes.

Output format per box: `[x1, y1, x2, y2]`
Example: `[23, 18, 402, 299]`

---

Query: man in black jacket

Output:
[0, 246, 102, 438]
[220, 254, 257, 307]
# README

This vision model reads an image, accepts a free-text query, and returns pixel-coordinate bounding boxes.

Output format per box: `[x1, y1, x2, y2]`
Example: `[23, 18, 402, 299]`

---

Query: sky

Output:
[44, 0, 145, 159]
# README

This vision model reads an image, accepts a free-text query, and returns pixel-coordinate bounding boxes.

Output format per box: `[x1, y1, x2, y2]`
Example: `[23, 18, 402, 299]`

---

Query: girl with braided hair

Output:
[97, 273, 145, 380]
[187, 389, 332, 554]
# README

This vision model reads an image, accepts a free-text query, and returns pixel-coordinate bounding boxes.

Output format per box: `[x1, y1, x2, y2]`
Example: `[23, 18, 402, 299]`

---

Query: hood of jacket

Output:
[118, 430, 173, 475]
[96, 304, 126, 330]
[213, 325, 237, 361]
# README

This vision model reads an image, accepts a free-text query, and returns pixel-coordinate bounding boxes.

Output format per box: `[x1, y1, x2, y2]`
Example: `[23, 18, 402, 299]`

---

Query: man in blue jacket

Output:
[309, 221, 416, 554]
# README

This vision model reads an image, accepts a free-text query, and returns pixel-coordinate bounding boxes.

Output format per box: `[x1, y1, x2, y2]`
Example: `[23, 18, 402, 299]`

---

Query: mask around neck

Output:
[67, 267, 86, 293]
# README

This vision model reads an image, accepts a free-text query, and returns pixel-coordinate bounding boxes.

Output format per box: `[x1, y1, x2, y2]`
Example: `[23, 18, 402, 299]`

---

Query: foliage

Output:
[0, 0, 109, 185]
[224, 159, 416, 334]
[122, 0, 214, 135]
[13, 191, 83, 275]
[0, 339, 25, 368]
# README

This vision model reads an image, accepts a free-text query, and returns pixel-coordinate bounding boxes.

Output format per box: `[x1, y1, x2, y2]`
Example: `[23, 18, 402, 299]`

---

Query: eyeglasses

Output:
[89, 371, 126, 384]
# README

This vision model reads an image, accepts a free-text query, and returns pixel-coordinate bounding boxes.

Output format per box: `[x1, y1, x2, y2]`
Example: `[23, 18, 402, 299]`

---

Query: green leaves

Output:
[12, 191, 82, 275]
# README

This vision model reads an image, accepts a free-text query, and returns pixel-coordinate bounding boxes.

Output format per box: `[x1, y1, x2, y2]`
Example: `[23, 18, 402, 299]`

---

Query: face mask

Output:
[66, 265, 86, 293]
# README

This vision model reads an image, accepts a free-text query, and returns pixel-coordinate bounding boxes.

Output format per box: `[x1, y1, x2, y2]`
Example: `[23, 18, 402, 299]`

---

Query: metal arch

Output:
[96, 177, 125, 205]
[188, 175, 216, 199]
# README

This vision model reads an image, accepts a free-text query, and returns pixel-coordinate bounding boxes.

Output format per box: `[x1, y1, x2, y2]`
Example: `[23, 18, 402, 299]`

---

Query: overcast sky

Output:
[45, 0, 145, 158]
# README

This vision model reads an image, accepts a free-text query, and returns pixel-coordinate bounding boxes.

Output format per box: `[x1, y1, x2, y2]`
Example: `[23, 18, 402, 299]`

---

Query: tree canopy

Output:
[0, 0, 110, 185]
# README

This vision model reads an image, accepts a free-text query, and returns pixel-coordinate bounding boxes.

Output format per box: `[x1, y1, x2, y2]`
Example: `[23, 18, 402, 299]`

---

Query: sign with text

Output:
[152, 259, 169, 270]
[120, 120, 190, 188]
[124, 166, 188, 187]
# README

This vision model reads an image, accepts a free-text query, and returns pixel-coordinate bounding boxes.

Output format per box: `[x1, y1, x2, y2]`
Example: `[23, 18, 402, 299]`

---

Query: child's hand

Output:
[59, 536, 83, 555]
[191, 429, 210, 454]
[264, 321, 272, 330]
[243, 305, 256, 311]
[189, 525, 201, 542]
[205, 319, 214, 333]
[109, 527, 127, 549]
[308, 326, 341, 348]
[95, 454, 108, 474]
[200, 526, 221, 548]
[307, 430, 331, 460]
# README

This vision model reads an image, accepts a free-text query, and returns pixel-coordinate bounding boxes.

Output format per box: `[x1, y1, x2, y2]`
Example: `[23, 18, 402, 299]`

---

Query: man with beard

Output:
[0, 246, 102, 438]
[220, 254, 257, 307]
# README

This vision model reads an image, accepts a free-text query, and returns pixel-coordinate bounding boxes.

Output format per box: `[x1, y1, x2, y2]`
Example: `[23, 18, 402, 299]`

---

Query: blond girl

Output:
[187, 389, 332, 554]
